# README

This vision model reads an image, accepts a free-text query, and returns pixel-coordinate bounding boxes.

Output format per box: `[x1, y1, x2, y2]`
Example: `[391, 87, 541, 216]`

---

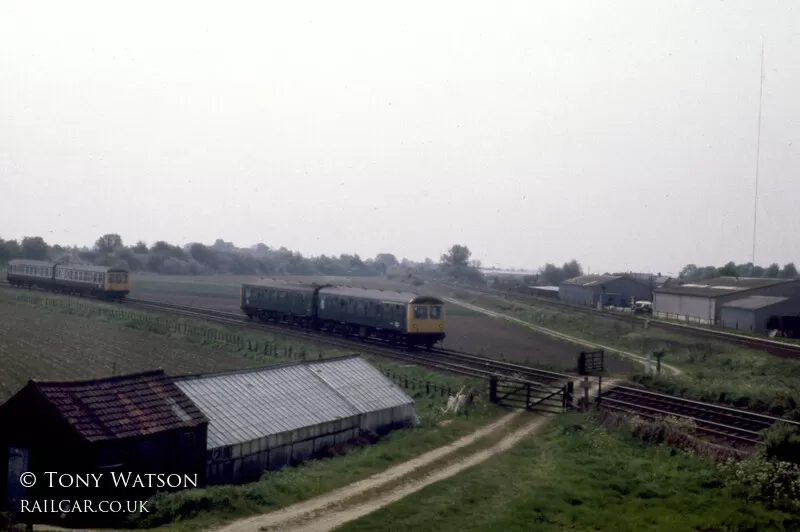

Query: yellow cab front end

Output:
[104, 269, 131, 299]
[406, 296, 447, 347]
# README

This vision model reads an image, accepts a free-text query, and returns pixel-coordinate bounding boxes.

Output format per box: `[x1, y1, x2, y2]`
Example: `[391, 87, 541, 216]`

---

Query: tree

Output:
[21, 236, 49, 260]
[679, 264, 698, 279]
[189, 243, 219, 269]
[561, 259, 583, 280]
[780, 263, 798, 279]
[375, 253, 398, 266]
[150, 241, 185, 259]
[764, 263, 781, 278]
[440, 245, 471, 267]
[94, 234, 123, 254]
[718, 261, 738, 277]
[132, 241, 148, 253]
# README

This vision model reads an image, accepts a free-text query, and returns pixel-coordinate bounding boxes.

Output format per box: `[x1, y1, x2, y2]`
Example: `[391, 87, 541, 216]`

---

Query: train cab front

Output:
[407, 297, 447, 349]
[106, 270, 130, 300]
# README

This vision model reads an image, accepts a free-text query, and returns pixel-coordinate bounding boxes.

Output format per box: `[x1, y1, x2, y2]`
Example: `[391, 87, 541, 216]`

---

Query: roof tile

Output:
[33, 370, 207, 442]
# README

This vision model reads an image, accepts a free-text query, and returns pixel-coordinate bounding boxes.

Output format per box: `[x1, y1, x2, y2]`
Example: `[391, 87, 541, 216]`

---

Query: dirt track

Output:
[211, 411, 549, 532]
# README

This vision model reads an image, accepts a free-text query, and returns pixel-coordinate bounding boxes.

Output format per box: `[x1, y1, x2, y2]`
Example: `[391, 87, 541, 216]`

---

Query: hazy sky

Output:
[1, 1, 798, 274]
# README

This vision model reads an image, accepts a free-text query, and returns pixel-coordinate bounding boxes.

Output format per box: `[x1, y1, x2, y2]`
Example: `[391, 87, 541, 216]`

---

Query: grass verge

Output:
[337, 413, 798, 532]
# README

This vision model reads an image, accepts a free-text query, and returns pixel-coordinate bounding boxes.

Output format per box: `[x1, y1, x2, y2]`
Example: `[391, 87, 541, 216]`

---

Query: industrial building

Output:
[559, 275, 653, 307]
[720, 296, 800, 334]
[653, 277, 800, 325]
[174, 355, 418, 485]
[0, 370, 209, 516]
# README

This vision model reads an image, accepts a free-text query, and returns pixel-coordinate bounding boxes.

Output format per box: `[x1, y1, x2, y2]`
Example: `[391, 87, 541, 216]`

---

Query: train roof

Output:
[240, 279, 445, 304]
[242, 278, 322, 293]
[319, 285, 444, 305]
[57, 263, 128, 273]
[8, 259, 127, 273]
[8, 259, 55, 267]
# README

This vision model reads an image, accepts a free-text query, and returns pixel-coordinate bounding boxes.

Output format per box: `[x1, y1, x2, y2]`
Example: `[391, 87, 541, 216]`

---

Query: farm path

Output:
[211, 410, 549, 532]
[442, 296, 684, 377]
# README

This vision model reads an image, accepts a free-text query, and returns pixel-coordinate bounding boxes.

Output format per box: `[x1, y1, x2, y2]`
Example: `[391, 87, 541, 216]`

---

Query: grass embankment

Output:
[338, 413, 798, 532]
[450, 290, 800, 419]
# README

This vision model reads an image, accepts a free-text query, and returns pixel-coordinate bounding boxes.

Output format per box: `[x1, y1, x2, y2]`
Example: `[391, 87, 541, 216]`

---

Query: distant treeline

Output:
[0, 235, 484, 283]
[678, 262, 799, 281]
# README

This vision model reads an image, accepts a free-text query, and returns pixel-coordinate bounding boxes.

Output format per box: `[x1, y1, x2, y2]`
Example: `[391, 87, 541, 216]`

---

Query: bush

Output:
[718, 455, 800, 512]
[761, 422, 800, 464]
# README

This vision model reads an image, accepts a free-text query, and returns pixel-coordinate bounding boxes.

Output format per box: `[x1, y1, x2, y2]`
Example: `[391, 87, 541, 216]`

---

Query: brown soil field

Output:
[0, 301, 259, 401]
[445, 316, 634, 373]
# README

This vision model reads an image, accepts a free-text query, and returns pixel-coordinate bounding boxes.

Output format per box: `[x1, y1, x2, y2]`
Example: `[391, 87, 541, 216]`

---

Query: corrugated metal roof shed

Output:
[32, 370, 207, 442]
[175, 363, 362, 449]
[561, 275, 622, 287]
[307, 357, 414, 413]
[655, 277, 798, 297]
[721, 295, 790, 310]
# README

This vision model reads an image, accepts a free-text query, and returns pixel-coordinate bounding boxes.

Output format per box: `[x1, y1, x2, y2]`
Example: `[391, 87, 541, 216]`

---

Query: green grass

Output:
[446, 291, 800, 419]
[131, 399, 505, 532]
[337, 413, 798, 532]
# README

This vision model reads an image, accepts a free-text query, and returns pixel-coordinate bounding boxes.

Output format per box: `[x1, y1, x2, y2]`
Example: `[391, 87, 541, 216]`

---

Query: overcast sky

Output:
[1, 1, 798, 274]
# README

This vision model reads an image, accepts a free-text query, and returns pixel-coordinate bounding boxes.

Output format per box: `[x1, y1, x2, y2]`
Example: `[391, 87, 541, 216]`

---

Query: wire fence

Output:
[4, 291, 484, 398]
[382, 368, 481, 400]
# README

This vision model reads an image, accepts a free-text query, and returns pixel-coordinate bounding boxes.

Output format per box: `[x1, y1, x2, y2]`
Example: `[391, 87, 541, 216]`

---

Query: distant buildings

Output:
[559, 275, 653, 307]
[653, 277, 800, 325]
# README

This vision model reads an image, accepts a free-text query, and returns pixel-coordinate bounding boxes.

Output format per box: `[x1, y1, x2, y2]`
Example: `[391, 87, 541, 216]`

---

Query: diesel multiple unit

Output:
[6, 259, 131, 300]
[241, 279, 447, 348]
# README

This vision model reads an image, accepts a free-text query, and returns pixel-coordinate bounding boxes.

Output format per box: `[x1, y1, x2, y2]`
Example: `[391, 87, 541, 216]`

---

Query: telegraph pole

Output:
[751, 40, 764, 272]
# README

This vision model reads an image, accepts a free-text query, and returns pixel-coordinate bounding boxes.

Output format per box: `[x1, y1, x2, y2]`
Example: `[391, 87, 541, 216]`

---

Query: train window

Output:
[430, 306, 443, 319]
[413, 306, 428, 319]
[99, 273, 104, 284]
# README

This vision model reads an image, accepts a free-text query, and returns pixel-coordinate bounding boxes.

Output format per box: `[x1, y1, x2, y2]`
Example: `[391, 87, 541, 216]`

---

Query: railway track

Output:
[126, 297, 572, 391]
[598, 385, 800, 448]
[446, 284, 800, 359]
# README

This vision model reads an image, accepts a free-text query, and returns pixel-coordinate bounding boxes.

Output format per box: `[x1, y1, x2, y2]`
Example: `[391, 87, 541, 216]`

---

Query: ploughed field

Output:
[129, 273, 615, 372]
[0, 301, 259, 401]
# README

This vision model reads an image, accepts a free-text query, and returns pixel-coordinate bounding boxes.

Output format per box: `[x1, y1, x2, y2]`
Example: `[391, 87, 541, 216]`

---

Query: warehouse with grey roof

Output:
[720, 296, 800, 334]
[559, 275, 653, 307]
[174, 355, 418, 485]
[653, 277, 800, 325]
